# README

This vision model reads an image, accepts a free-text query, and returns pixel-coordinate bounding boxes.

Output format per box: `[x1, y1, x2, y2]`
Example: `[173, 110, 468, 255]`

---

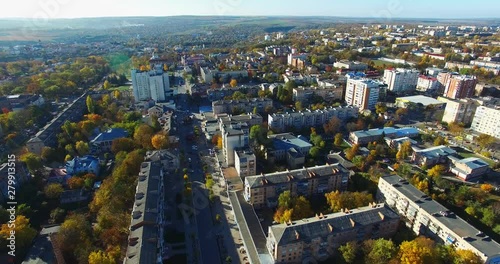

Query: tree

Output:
[345, 144, 360, 161]
[295, 101, 303, 111]
[454, 249, 482, 264]
[20, 152, 42, 173]
[75, 141, 90, 155]
[88, 250, 115, 264]
[67, 177, 85, 189]
[44, 183, 64, 199]
[41, 146, 56, 162]
[480, 183, 494, 193]
[86, 95, 95, 114]
[278, 191, 293, 209]
[323, 116, 341, 135]
[134, 124, 155, 149]
[366, 239, 397, 263]
[0, 215, 36, 251]
[103, 80, 111, 89]
[448, 122, 464, 136]
[334, 133, 343, 147]
[151, 134, 169, 149]
[476, 134, 495, 150]
[292, 196, 313, 220]
[212, 134, 221, 145]
[427, 164, 447, 178]
[375, 103, 388, 114]
[111, 138, 136, 154]
[352, 155, 366, 170]
[309, 146, 321, 158]
[56, 214, 92, 262]
[325, 191, 373, 212]
[50, 208, 66, 224]
[273, 208, 293, 224]
[434, 135, 447, 146]
[339, 242, 358, 263]
[230, 79, 237, 87]
[398, 237, 437, 264]
[397, 141, 412, 161]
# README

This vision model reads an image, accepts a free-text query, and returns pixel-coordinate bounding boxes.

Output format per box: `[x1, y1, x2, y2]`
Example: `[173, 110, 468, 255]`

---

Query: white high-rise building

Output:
[345, 78, 382, 111]
[131, 64, 171, 103]
[471, 106, 500, 139]
[383, 68, 420, 93]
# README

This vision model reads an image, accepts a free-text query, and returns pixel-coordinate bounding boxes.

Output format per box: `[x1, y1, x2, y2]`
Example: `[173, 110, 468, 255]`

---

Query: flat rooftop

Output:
[381, 175, 500, 259]
[397, 95, 446, 107]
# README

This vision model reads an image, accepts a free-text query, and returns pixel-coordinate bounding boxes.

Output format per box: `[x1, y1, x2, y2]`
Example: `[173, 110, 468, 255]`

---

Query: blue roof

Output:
[90, 128, 128, 143]
[395, 127, 419, 137]
[353, 127, 419, 139]
[66, 155, 99, 171]
[272, 134, 312, 151]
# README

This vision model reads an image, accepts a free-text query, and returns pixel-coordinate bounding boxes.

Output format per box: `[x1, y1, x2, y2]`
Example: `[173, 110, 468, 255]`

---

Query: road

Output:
[176, 93, 222, 264]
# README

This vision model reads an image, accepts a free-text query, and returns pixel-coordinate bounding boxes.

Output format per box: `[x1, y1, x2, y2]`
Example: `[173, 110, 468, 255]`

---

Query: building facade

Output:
[471, 106, 500, 139]
[416, 75, 440, 93]
[349, 127, 419, 145]
[449, 157, 490, 181]
[443, 75, 478, 99]
[219, 114, 262, 166]
[345, 78, 383, 110]
[235, 148, 257, 177]
[292, 86, 343, 102]
[383, 68, 420, 93]
[268, 106, 359, 133]
[212, 98, 273, 115]
[333, 60, 368, 71]
[377, 175, 500, 263]
[267, 203, 400, 264]
[411, 145, 457, 167]
[244, 164, 349, 208]
[438, 97, 478, 125]
[131, 64, 171, 103]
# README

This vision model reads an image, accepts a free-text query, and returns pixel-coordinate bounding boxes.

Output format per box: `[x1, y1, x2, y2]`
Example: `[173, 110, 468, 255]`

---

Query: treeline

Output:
[0, 56, 110, 98]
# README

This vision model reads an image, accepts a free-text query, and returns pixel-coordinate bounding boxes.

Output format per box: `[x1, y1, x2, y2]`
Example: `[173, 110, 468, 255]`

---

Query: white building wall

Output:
[471, 106, 500, 139]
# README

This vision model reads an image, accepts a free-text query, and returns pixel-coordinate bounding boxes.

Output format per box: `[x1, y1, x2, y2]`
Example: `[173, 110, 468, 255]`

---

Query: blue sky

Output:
[1, 0, 499, 19]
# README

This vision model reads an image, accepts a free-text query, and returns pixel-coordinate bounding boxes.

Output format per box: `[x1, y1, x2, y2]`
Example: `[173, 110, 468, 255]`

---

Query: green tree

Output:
[20, 152, 42, 173]
[75, 141, 90, 155]
[476, 134, 495, 150]
[309, 146, 321, 158]
[292, 196, 313, 220]
[86, 95, 95, 114]
[366, 239, 397, 263]
[339, 241, 358, 263]
[434, 135, 447, 146]
[278, 191, 293, 209]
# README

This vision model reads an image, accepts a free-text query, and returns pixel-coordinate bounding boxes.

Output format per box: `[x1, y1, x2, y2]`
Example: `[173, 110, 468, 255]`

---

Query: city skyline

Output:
[1, 0, 500, 19]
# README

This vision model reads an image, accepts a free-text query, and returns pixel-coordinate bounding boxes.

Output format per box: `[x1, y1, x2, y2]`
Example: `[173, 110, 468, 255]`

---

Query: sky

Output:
[1, 0, 499, 19]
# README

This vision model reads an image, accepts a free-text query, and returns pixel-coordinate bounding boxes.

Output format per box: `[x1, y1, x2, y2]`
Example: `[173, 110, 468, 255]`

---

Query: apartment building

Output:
[449, 156, 490, 182]
[411, 145, 457, 167]
[383, 68, 420, 93]
[349, 127, 419, 145]
[244, 164, 349, 208]
[268, 106, 359, 133]
[26, 92, 87, 155]
[345, 78, 384, 110]
[267, 203, 400, 264]
[212, 98, 273, 115]
[443, 75, 478, 99]
[200, 67, 248, 83]
[438, 97, 478, 125]
[131, 64, 171, 103]
[292, 86, 343, 102]
[471, 105, 500, 139]
[206, 86, 260, 101]
[416, 75, 440, 93]
[124, 161, 165, 264]
[235, 148, 256, 178]
[267, 133, 313, 169]
[219, 114, 262, 166]
[377, 175, 500, 263]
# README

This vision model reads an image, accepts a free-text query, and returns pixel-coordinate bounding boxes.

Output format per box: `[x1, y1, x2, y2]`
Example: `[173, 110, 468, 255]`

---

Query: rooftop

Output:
[396, 95, 446, 107]
[90, 128, 128, 143]
[269, 133, 312, 151]
[450, 157, 489, 170]
[381, 175, 500, 259]
[245, 164, 347, 189]
[413, 145, 457, 159]
[269, 203, 399, 246]
[351, 127, 419, 139]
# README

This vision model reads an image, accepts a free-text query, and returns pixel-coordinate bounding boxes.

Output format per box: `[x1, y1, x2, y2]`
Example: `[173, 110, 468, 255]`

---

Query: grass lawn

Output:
[113, 85, 132, 91]
[456, 149, 495, 166]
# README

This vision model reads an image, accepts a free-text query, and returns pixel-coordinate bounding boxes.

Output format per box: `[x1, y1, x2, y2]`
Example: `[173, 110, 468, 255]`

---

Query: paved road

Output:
[176, 94, 222, 264]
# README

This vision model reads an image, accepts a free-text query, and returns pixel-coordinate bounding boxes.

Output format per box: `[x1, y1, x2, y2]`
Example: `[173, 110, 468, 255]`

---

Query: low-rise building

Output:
[235, 148, 256, 177]
[268, 106, 358, 133]
[385, 137, 417, 149]
[200, 67, 248, 83]
[377, 175, 500, 263]
[89, 128, 128, 154]
[349, 127, 419, 145]
[212, 98, 273, 115]
[65, 155, 100, 176]
[292, 86, 343, 102]
[333, 60, 368, 71]
[124, 161, 165, 264]
[395, 95, 446, 109]
[449, 157, 490, 181]
[244, 164, 349, 208]
[267, 133, 312, 169]
[267, 203, 400, 264]
[411, 145, 457, 167]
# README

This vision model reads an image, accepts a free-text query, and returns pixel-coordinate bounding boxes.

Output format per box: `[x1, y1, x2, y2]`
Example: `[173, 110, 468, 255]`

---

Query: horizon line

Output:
[0, 15, 499, 20]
